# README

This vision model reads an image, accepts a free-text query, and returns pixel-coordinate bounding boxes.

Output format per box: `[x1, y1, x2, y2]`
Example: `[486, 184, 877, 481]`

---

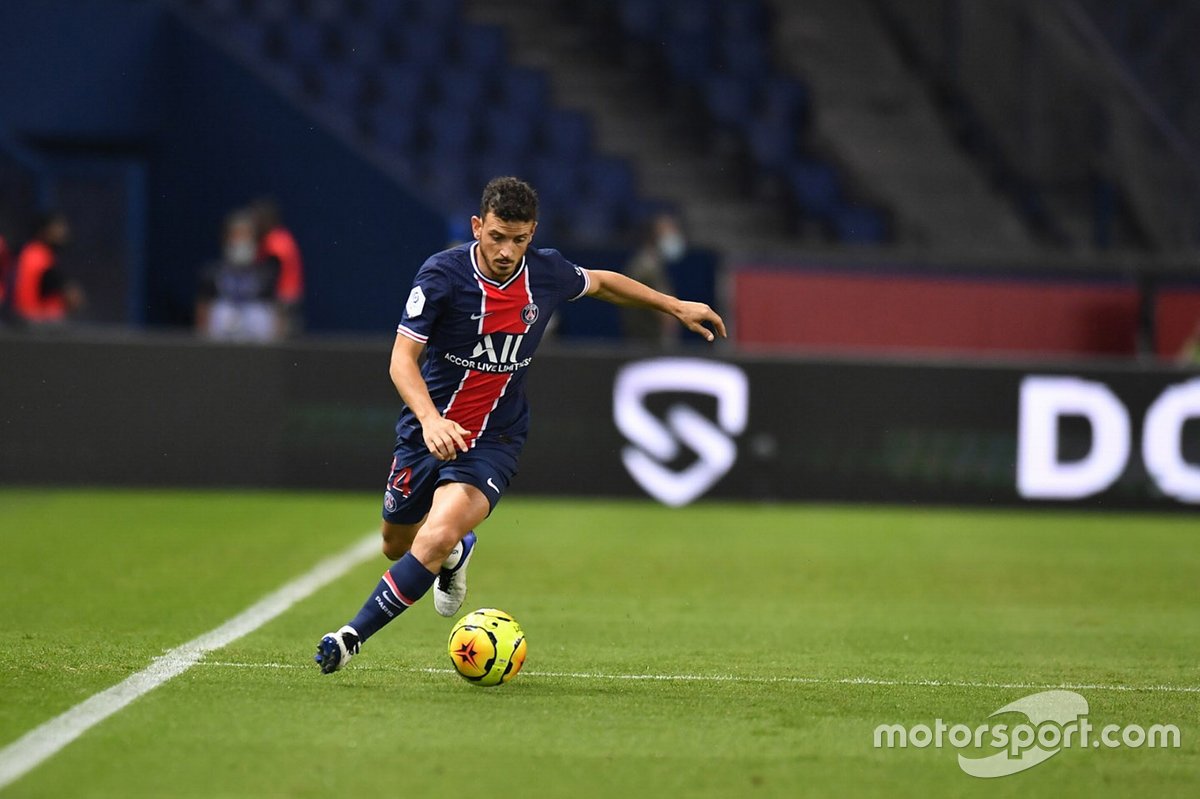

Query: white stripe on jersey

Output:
[396, 323, 428, 343]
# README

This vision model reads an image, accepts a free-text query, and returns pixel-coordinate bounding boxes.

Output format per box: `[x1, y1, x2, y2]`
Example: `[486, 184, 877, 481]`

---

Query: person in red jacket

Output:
[12, 212, 84, 326]
[250, 198, 303, 334]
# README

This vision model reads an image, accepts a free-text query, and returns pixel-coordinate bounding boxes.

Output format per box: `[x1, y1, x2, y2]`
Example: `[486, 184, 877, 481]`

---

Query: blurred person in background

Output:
[621, 211, 687, 346]
[250, 197, 304, 336]
[196, 210, 282, 343]
[11, 211, 84, 327]
[1178, 320, 1200, 364]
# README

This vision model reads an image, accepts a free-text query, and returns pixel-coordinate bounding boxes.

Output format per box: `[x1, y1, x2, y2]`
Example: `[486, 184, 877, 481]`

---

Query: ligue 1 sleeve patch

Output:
[406, 285, 426, 318]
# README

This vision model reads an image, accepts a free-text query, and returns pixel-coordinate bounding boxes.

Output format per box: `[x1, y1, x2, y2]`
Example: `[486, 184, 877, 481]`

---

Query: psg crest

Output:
[521, 303, 539, 325]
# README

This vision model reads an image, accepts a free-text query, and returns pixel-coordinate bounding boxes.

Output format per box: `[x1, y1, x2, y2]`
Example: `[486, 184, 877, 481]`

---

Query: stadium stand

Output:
[179, 0, 893, 251]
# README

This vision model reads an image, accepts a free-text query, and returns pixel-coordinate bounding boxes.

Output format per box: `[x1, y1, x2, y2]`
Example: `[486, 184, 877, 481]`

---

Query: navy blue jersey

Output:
[395, 241, 590, 447]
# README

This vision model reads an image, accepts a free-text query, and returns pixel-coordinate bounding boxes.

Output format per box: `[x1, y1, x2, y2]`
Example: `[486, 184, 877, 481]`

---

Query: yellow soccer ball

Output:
[447, 608, 527, 687]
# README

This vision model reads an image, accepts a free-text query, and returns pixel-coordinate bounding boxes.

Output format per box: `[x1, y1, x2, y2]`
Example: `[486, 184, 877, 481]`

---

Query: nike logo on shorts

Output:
[487, 477, 500, 493]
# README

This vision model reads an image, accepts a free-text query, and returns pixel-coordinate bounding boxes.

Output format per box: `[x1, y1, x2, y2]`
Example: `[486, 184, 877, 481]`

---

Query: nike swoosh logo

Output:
[470, 312, 493, 320]
[487, 478, 500, 493]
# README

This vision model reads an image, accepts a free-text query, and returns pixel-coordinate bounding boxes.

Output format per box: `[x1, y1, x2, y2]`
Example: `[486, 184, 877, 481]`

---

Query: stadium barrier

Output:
[1, 334, 1196, 509]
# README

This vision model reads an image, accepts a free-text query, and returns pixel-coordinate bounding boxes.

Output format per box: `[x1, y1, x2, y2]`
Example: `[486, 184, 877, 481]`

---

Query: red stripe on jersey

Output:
[442, 267, 533, 447]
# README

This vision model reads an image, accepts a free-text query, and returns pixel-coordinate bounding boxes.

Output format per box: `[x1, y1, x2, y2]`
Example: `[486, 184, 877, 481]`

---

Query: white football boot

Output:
[433, 531, 476, 617]
[314, 625, 360, 674]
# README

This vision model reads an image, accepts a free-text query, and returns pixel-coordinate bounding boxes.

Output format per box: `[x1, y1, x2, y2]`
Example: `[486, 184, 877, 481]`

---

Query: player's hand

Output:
[421, 416, 470, 461]
[674, 301, 727, 342]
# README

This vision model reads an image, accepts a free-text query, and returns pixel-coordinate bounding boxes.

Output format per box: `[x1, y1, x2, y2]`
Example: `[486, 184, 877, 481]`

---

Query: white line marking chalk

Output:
[198, 661, 1200, 694]
[0, 533, 380, 791]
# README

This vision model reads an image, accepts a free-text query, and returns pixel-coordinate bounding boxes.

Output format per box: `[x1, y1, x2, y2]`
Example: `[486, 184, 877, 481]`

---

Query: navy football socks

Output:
[347, 552, 436, 642]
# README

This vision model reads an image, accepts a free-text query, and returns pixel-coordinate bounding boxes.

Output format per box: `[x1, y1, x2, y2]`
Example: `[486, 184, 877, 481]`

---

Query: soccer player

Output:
[315, 177, 725, 673]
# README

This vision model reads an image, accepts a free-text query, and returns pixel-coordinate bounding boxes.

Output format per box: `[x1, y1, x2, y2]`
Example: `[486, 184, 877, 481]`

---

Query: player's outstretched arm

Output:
[584, 268, 727, 342]
[390, 333, 470, 461]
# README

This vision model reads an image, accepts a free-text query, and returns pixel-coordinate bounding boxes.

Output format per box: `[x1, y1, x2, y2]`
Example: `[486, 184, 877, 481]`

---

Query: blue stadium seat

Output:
[759, 76, 809, 129]
[455, 24, 507, 70]
[282, 19, 329, 63]
[704, 74, 754, 128]
[228, 19, 269, 57]
[498, 67, 551, 115]
[369, 106, 420, 154]
[432, 68, 491, 111]
[832, 205, 888, 244]
[666, 0, 717, 37]
[564, 199, 620, 244]
[249, 0, 292, 23]
[408, 0, 463, 29]
[473, 151, 529, 189]
[618, 0, 666, 40]
[664, 31, 712, 81]
[746, 117, 797, 169]
[424, 105, 478, 157]
[720, 1, 768, 35]
[789, 158, 843, 220]
[527, 156, 584, 208]
[541, 109, 593, 161]
[375, 65, 428, 109]
[423, 157, 475, 209]
[331, 21, 385, 66]
[718, 33, 770, 79]
[196, 0, 237, 20]
[482, 107, 540, 157]
[398, 23, 450, 68]
[313, 63, 365, 111]
[581, 156, 636, 207]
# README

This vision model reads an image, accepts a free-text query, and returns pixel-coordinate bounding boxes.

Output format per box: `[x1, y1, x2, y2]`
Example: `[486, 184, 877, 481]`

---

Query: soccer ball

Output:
[447, 608, 527, 687]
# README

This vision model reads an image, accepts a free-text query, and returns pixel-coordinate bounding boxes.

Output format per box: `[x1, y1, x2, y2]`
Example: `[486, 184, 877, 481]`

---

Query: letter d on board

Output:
[1017, 376, 1130, 499]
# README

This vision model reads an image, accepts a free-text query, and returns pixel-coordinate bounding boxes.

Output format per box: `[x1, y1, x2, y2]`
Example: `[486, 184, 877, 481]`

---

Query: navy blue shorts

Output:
[381, 436, 522, 525]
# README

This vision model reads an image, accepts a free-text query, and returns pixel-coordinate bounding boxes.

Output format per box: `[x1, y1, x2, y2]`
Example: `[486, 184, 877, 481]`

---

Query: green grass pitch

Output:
[1, 488, 1197, 797]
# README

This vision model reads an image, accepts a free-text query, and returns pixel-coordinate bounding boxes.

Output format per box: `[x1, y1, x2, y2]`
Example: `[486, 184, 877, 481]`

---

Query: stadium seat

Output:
[472, 151, 529, 189]
[398, 24, 450, 68]
[432, 68, 491, 111]
[704, 74, 754, 129]
[374, 65, 428, 110]
[618, 0, 666, 41]
[248, 0, 292, 23]
[789, 158, 843, 220]
[483, 107, 540, 158]
[664, 31, 712, 81]
[760, 76, 809, 130]
[746, 117, 797, 169]
[832, 205, 888, 244]
[422, 157, 475, 209]
[498, 67, 551, 116]
[331, 21, 385, 66]
[527, 156, 584, 207]
[541, 109, 593, 161]
[564, 199, 620, 244]
[581, 156, 636, 207]
[369, 105, 421, 154]
[720, 0, 768, 35]
[455, 24, 507, 70]
[228, 19, 269, 57]
[313, 63, 365, 111]
[282, 19, 329, 64]
[424, 105, 478, 157]
[666, 0, 717, 38]
[408, 0, 463, 30]
[718, 33, 770, 79]
[195, 0, 237, 20]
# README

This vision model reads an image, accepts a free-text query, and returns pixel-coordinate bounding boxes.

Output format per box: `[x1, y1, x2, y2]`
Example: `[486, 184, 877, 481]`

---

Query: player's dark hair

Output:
[480, 177, 538, 223]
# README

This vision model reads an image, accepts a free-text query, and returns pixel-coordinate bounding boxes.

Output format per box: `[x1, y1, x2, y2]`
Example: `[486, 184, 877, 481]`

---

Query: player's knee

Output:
[413, 523, 460, 564]
[380, 524, 414, 561]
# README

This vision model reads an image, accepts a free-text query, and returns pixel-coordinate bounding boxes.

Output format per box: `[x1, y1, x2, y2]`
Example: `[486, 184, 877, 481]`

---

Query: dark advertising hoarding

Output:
[1, 336, 1196, 508]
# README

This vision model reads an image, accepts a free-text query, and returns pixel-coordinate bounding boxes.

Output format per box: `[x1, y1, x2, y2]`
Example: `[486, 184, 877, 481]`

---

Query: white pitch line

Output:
[198, 661, 1200, 695]
[0, 532, 381, 792]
